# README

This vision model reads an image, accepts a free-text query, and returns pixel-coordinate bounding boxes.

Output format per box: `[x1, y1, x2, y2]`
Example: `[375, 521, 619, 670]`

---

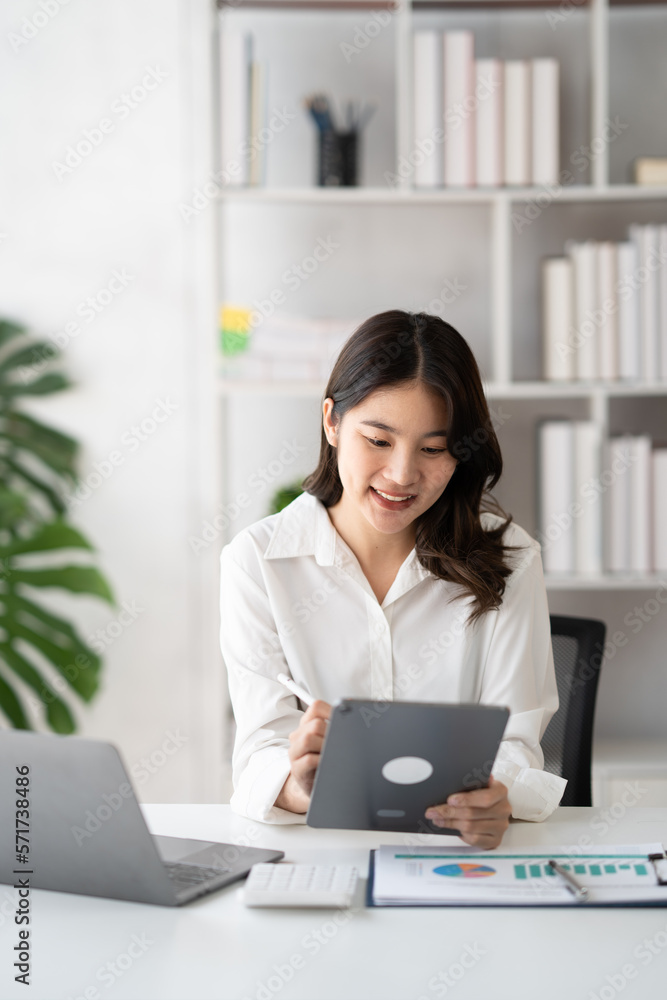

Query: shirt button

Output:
[375, 621, 386, 635]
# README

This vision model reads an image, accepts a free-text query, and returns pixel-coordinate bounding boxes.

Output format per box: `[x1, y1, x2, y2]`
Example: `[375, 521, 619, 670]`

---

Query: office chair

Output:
[541, 615, 606, 807]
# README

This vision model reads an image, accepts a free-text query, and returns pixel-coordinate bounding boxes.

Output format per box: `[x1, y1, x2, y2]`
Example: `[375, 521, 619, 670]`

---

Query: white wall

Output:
[0, 0, 225, 802]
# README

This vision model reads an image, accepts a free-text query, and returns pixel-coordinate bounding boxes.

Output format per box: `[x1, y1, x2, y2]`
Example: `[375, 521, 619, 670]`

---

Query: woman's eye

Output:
[423, 447, 448, 455]
[366, 437, 389, 448]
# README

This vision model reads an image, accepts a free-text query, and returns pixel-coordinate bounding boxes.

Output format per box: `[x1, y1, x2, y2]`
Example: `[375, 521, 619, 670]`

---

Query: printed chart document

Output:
[371, 843, 667, 906]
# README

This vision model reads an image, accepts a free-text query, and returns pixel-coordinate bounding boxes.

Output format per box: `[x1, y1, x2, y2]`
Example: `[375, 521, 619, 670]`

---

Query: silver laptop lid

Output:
[0, 730, 177, 906]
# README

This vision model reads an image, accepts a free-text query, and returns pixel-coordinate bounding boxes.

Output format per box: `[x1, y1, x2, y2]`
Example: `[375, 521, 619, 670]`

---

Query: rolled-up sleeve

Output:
[479, 542, 568, 822]
[220, 542, 307, 825]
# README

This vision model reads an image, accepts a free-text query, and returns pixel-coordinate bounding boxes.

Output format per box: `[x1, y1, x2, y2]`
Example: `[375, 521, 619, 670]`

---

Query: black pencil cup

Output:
[317, 129, 358, 186]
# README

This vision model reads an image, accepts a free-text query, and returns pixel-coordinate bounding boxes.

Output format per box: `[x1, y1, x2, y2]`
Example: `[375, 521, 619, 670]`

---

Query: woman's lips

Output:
[370, 486, 417, 510]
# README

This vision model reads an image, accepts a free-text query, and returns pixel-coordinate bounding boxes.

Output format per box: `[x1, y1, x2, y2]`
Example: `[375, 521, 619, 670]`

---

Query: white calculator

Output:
[242, 863, 359, 908]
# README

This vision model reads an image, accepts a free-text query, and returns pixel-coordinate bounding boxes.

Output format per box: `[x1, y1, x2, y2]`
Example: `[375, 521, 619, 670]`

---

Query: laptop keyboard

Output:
[165, 861, 231, 893]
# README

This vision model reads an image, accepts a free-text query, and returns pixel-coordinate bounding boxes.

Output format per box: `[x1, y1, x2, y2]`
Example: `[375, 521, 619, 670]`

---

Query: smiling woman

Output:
[220, 310, 567, 849]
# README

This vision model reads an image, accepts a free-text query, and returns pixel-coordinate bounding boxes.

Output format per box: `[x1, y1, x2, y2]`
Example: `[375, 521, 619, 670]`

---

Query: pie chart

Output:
[433, 863, 497, 878]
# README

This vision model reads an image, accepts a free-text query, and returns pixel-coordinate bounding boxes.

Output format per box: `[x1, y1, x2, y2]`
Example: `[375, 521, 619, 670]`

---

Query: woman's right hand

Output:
[275, 699, 332, 813]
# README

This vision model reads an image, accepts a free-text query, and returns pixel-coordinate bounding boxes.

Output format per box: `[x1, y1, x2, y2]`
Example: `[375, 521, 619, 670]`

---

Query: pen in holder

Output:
[305, 94, 376, 188]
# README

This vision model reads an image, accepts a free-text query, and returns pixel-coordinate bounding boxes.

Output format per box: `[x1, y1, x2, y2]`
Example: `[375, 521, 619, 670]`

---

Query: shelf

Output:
[218, 378, 667, 398]
[217, 185, 667, 205]
[544, 575, 667, 590]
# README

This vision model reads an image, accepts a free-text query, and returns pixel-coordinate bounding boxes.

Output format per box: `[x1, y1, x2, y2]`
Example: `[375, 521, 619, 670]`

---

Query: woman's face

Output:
[323, 381, 459, 538]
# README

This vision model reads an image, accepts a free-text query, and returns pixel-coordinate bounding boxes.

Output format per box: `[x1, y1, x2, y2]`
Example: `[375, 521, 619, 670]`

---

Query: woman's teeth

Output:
[374, 488, 414, 501]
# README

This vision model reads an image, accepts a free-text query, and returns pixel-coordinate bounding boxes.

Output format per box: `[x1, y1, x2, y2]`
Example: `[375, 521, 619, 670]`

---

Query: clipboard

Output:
[365, 845, 667, 908]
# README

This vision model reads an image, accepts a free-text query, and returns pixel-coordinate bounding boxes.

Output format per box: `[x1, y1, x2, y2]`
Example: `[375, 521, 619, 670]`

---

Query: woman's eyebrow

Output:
[359, 419, 447, 438]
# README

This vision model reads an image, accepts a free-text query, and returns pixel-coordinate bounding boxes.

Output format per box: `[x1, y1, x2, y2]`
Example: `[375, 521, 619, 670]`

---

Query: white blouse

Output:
[219, 490, 567, 825]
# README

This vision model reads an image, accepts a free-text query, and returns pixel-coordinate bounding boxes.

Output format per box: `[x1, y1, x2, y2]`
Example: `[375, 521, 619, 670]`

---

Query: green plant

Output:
[269, 482, 304, 515]
[0, 318, 114, 733]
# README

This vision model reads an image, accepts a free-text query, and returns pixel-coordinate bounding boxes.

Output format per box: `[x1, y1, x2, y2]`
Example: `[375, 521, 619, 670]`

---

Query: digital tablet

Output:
[306, 700, 510, 835]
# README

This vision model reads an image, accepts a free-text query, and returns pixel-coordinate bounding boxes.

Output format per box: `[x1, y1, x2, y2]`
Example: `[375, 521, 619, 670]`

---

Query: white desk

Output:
[2, 805, 667, 1000]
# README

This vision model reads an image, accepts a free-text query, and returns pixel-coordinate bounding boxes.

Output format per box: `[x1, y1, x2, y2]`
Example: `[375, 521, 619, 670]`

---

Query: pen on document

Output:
[277, 673, 315, 707]
[547, 859, 589, 902]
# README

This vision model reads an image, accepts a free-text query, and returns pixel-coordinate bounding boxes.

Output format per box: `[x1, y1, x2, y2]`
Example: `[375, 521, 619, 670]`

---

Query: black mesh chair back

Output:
[541, 615, 606, 807]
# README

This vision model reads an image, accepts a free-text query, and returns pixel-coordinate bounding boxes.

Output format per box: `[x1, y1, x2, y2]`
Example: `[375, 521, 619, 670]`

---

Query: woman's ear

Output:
[322, 397, 338, 447]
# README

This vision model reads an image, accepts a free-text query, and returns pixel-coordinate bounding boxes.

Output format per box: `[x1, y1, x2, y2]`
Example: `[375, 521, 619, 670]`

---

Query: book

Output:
[219, 29, 252, 186]
[475, 58, 503, 187]
[542, 257, 574, 380]
[654, 449, 667, 572]
[573, 422, 603, 575]
[443, 31, 475, 187]
[606, 436, 632, 573]
[634, 157, 667, 186]
[616, 241, 641, 380]
[629, 435, 652, 574]
[568, 241, 598, 380]
[660, 225, 667, 380]
[539, 421, 574, 574]
[530, 58, 559, 186]
[413, 31, 443, 188]
[503, 60, 530, 186]
[629, 224, 660, 382]
[596, 241, 618, 380]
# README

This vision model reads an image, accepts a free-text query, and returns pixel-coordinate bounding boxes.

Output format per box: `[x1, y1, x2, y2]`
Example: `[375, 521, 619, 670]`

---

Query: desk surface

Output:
[2, 805, 667, 1000]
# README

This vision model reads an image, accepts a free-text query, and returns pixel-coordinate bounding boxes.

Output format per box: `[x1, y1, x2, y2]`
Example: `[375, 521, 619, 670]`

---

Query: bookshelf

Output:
[212, 0, 667, 797]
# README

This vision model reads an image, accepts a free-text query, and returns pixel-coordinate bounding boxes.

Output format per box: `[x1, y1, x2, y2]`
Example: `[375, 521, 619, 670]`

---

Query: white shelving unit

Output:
[213, 0, 667, 801]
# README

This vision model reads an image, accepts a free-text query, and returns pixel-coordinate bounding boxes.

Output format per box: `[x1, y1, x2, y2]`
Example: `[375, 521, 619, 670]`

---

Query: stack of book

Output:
[542, 224, 667, 381]
[538, 420, 667, 575]
[220, 307, 357, 382]
[219, 30, 264, 186]
[413, 30, 559, 188]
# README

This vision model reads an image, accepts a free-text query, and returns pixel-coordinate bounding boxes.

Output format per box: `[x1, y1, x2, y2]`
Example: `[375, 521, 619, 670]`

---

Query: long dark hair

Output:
[301, 310, 518, 624]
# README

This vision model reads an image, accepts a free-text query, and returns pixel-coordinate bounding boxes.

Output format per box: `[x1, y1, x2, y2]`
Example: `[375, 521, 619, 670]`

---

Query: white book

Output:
[653, 448, 667, 571]
[629, 224, 660, 381]
[573, 422, 603, 575]
[220, 29, 252, 186]
[443, 31, 475, 187]
[616, 241, 641, 379]
[606, 436, 632, 573]
[597, 242, 618, 380]
[413, 31, 443, 188]
[659, 225, 667, 379]
[503, 60, 531, 186]
[475, 59, 503, 187]
[530, 58, 559, 186]
[629, 435, 652, 574]
[568, 241, 598, 380]
[539, 421, 574, 574]
[542, 258, 574, 380]
[248, 60, 265, 186]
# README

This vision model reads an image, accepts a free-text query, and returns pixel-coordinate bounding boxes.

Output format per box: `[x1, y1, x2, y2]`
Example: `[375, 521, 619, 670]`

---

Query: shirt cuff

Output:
[491, 759, 568, 822]
[230, 746, 308, 825]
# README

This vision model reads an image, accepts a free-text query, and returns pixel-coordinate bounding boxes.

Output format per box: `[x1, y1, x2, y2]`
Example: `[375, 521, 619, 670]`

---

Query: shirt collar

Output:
[263, 492, 434, 596]
[263, 491, 337, 565]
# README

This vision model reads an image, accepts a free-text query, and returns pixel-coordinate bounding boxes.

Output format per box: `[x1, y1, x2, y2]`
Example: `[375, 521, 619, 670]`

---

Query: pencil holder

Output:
[317, 129, 358, 186]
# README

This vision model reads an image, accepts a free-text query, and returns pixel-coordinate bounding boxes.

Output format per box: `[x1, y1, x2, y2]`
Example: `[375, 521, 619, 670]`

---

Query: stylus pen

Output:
[548, 859, 589, 903]
[277, 673, 315, 707]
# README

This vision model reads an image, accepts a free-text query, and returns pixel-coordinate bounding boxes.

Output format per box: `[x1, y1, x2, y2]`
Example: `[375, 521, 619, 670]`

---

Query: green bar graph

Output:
[635, 864, 647, 876]
[514, 865, 527, 880]
[604, 865, 617, 874]
[529, 865, 542, 878]
[590, 865, 602, 876]
[574, 865, 586, 874]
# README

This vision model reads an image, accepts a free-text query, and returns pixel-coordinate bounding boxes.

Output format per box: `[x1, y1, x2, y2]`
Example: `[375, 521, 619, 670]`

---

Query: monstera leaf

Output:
[0, 319, 114, 732]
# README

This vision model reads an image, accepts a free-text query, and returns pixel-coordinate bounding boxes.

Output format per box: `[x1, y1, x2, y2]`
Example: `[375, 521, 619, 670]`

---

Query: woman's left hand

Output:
[424, 776, 511, 850]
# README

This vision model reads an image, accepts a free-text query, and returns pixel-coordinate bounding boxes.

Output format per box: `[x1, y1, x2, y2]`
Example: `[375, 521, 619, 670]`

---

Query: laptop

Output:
[0, 730, 283, 906]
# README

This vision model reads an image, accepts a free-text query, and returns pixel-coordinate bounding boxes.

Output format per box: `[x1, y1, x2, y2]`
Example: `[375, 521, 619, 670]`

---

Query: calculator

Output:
[242, 863, 359, 908]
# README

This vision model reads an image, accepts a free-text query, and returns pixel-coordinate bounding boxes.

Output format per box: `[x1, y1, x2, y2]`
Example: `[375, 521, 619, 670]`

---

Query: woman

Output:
[220, 310, 566, 849]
